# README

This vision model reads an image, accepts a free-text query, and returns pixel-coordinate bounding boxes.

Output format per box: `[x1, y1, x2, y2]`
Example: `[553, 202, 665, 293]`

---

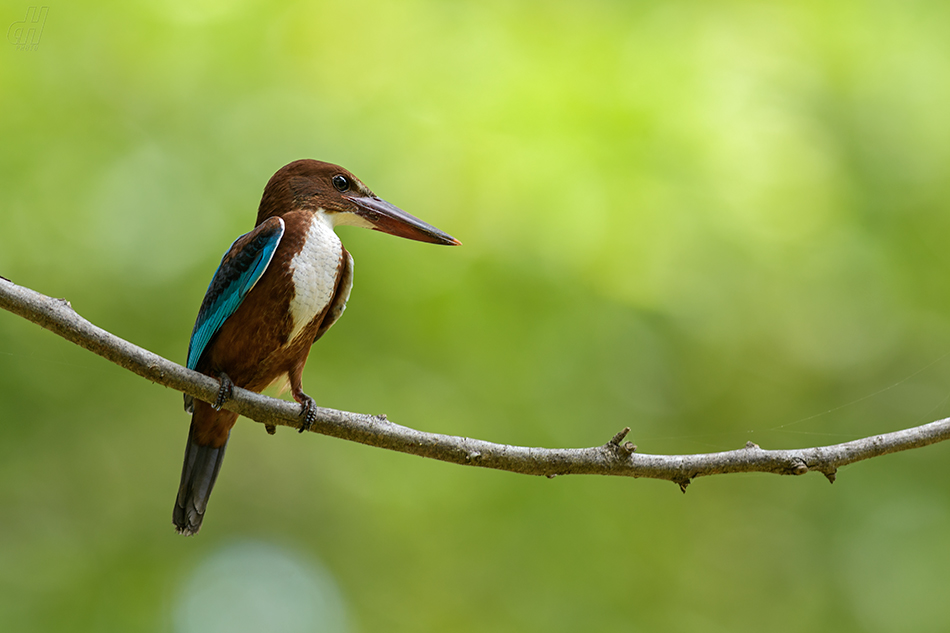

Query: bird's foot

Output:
[212, 373, 234, 411]
[298, 394, 317, 433]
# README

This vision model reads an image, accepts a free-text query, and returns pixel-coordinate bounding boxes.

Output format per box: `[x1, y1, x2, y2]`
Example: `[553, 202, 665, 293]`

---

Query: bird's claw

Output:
[298, 396, 317, 433]
[212, 373, 234, 411]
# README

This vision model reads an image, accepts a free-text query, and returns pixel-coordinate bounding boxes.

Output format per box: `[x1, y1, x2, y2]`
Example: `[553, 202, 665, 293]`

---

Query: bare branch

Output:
[3, 276, 949, 488]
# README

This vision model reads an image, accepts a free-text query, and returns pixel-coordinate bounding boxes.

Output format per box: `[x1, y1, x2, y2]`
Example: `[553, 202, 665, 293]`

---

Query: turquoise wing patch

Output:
[186, 217, 285, 370]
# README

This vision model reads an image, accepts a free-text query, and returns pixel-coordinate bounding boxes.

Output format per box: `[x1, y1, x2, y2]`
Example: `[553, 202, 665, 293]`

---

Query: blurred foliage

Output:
[3, 0, 950, 631]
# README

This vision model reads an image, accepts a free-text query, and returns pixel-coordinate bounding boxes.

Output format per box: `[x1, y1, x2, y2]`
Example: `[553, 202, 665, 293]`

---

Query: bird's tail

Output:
[173, 403, 237, 536]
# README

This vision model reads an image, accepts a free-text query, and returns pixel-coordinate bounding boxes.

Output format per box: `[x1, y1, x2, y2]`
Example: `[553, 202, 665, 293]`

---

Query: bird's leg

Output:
[288, 362, 316, 433]
[212, 372, 234, 411]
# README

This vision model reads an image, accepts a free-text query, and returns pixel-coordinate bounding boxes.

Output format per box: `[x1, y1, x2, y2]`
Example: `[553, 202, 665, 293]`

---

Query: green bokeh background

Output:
[3, 1, 950, 631]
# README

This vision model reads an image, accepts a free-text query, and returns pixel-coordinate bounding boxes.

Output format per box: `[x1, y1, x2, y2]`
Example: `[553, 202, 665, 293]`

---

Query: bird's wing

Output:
[187, 216, 285, 370]
[313, 246, 354, 345]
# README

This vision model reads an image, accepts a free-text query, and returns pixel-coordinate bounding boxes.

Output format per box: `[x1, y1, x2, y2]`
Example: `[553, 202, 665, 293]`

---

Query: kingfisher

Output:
[173, 159, 460, 535]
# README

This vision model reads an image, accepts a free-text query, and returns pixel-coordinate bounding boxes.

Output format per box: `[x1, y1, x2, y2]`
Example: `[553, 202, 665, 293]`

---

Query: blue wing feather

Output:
[186, 217, 285, 370]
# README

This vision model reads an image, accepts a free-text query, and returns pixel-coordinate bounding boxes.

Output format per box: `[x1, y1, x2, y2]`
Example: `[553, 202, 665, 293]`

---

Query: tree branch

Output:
[3, 276, 949, 489]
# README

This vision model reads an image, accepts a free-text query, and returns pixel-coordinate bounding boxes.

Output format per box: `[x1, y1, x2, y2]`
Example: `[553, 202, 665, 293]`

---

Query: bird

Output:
[173, 159, 460, 535]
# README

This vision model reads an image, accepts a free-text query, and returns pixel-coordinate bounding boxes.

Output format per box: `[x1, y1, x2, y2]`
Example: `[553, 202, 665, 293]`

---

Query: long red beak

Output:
[345, 195, 461, 246]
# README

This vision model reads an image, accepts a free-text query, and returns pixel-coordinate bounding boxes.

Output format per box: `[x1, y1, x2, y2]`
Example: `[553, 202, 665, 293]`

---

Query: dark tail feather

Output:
[173, 420, 229, 536]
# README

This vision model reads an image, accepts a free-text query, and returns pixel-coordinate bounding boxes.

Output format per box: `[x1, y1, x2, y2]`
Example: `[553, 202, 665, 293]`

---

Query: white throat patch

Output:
[287, 213, 343, 344]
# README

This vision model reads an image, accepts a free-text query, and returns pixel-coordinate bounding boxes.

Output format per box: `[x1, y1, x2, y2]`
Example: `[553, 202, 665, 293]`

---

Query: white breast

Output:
[287, 214, 343, 344]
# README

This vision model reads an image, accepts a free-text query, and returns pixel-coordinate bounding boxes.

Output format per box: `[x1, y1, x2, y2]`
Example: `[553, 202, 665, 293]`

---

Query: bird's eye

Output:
[332, 175, 349, 192]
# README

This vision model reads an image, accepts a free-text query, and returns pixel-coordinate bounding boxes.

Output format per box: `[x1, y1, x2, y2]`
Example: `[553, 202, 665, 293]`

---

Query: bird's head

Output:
[256, 159, 460, 246]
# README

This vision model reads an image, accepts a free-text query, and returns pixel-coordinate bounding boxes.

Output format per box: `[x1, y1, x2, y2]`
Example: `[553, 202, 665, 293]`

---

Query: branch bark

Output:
[2, 276, 949, 489]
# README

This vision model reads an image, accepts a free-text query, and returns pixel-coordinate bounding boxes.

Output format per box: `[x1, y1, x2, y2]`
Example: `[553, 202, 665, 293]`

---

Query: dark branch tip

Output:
[823, 469, 837, 484]
[264, 424, 277, 435]
[677, 478, 691, 493]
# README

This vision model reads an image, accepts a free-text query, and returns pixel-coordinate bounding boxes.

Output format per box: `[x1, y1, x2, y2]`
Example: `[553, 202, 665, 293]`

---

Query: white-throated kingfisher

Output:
[174, 159, 460, 535]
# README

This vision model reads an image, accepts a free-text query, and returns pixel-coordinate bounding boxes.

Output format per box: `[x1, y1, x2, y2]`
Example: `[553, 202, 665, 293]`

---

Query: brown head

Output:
[256, 159, 460, 246]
